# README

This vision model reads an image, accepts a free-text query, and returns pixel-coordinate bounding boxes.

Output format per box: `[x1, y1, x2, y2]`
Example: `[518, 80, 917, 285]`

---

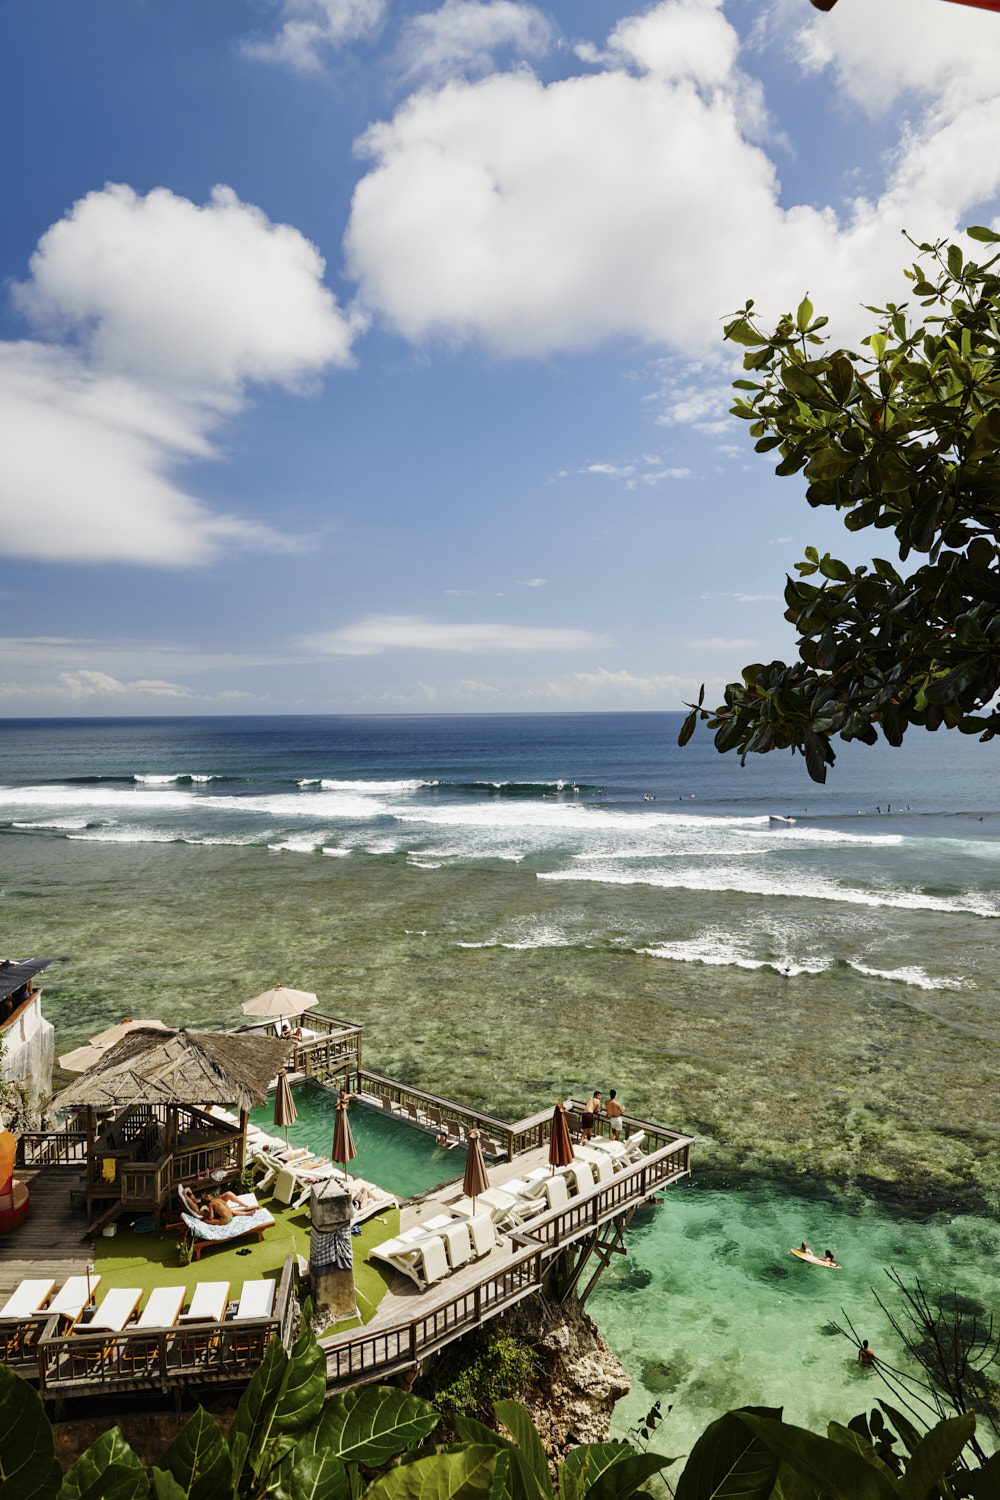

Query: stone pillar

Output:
[309, 1178, 357, 1323]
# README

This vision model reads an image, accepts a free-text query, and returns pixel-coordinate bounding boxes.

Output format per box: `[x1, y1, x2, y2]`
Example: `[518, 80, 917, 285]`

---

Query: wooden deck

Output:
[0, 1169, 94, 1306]
[320, 1132, 693, 1388]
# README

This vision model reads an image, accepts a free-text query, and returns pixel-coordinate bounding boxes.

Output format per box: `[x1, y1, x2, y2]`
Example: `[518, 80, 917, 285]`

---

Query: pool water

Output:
[249, 1083, 467, 1199]
[592, 1176, 1000, 1460]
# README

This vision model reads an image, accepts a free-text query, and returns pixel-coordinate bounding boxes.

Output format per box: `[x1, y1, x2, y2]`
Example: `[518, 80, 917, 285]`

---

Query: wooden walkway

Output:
[320, 1133, 692, 1388]
[0, 1170, 94, 1306]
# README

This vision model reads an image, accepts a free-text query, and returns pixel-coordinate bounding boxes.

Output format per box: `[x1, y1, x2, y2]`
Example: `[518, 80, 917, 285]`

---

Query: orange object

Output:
[0, 1131, 29, 1232]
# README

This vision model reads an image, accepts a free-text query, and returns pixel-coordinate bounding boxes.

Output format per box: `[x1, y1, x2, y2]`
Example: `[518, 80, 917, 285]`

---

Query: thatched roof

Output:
[51, 1026, 294, 1113]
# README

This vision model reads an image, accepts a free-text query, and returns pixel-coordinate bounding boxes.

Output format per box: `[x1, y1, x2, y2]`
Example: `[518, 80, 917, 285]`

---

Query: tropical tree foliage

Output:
[679, 226, 1000, 782]
[0, 1317, 996, 1500]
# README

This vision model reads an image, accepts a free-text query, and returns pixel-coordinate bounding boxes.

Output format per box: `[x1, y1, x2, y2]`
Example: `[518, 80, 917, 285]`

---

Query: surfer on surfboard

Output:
[790, 1242, 841, 1269]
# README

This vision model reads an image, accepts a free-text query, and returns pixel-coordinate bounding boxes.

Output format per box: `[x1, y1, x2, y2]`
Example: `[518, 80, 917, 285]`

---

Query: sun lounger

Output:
[559, 1161, 594, 1196]
[590, 1139, 630, 1168]
[347, 1178, 398, 1225]
[235, 1279, 276, 1320]
[46, 1276, 100, 1327]
[620, 1129, 646, 1160]
[524, 1169, 570, 1211]
[464, 1212, 496, 1257]
[88, 1288, 142, 1333]
[450, 1187, 517, 1223]
[0, 1279, 55, 1319]
[421, 1215, 474, 1269]
[137, 1286, 185, 1329]
[368, 1233, 449, 1290]
[574, 1145, 614, 1182]
[180, 1281, 230, 1322]
[181, 1199, 276, 1261]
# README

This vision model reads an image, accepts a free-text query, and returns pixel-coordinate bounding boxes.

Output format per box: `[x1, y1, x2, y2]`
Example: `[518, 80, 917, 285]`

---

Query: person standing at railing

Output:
[605, 1089, 625, 1140]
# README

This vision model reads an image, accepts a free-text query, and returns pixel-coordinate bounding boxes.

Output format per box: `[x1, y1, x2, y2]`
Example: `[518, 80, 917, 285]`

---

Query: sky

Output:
[2, 0, 1000, 715]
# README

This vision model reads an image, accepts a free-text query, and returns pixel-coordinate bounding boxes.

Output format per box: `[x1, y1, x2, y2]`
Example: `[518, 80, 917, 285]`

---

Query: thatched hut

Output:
[51, 1027, 293, 1233]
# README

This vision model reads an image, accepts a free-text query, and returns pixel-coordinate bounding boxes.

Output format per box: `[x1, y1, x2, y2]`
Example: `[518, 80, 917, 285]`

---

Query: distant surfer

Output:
[857, 1340, 877, 1366]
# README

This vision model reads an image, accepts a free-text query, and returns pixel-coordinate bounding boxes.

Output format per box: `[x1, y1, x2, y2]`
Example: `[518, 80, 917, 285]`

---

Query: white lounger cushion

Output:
[236, 1279, 276, 1319]
[89, 1288, 142, 1333]
[180, 1282, 230, 1322]
[47, 1276, 101, 1321]
[0, 1279, 55, 1318]
[137, 1286, 185, 1329]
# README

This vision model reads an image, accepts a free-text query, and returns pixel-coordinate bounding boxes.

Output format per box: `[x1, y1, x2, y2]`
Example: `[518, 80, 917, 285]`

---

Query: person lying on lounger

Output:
[181, 1185, 257, 1225]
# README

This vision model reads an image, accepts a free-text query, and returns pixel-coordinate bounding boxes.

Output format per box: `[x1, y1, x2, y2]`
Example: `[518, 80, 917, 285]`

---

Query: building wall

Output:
[1, 992, 55, 1108]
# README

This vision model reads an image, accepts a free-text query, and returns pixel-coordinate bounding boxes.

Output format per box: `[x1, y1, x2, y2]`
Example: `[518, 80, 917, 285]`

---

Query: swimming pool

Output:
[249, 1083, 467, 1199]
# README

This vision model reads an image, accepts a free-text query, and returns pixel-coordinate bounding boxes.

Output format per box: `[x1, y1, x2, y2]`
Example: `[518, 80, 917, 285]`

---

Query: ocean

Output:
[2, 712, 998, 1450]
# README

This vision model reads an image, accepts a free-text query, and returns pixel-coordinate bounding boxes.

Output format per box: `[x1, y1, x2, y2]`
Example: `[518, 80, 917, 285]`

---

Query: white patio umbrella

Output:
[241, 983, 318, 1033]
[59, 1018, 170, 1073]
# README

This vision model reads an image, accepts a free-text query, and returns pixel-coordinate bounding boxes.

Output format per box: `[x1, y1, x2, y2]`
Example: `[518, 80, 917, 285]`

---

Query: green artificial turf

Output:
[93, 1192, 399, 1324]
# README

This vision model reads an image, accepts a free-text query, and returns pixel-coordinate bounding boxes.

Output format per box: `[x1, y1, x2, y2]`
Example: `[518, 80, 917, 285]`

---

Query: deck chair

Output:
[0, 1279, 55, 1319]
[420, 1215, 474, 1269]
[47, 1276, 101, 1329]
[180, 1281, 230, 1323]
[621, 1130, 646, 1160]
[181, 1201, 275, 1262]
[381, 1096, 403, 1115]
[126, 1285, 186, 1370]
[574, 1146, 614, 1183]
[524, 1170, 570, 1211]
[368, 1233, 449, 1290]
[451, 1186, 516, 1223]
[1, 1278, 55, 1361]
[590, 1139, 630, 1168]
[230, 1278, 277, 1362]
[561, 1161, 596, 1196]
[465, 1212, 496, 1258]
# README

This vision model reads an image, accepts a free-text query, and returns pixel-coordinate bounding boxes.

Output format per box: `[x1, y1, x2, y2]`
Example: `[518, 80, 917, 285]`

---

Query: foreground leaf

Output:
[494, 1402, 554, 1500]
[366, 1446, 499, 1500]
[158, 1407, 233, 1500]
[675, 1406, 782, 1500]
[739, 1415, 899, 1500]
[316, 1386, 441, 1466]
[0, 1364, 61, 1500]
[59, 1428, 148, 1500]
[898, 1412, 975, 1500]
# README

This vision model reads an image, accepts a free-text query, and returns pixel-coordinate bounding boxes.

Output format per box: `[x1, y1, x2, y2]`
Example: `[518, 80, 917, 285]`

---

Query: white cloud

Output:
[345, 0, 1000, 357]
[241, 0, 386, 73]
[360, 665, 712, 709]
[688, 636, 759, 650]
[2, 185, 357, 564]
[301, 614, 611, 654]
[580, 458, 691, 488]
[397, 0, 553, 85]
[0, 669, 261, 704]
[517, 577, 547, 587]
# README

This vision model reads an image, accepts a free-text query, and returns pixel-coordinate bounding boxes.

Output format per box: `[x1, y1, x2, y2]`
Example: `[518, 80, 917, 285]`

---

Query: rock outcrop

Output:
[506, 1293, 631, 1461]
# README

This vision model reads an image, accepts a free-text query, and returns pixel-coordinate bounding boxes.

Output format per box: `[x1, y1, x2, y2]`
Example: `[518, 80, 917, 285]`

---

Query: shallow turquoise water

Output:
[592, 1177, 1000, 1459]
[249, 1083, 467, 1199]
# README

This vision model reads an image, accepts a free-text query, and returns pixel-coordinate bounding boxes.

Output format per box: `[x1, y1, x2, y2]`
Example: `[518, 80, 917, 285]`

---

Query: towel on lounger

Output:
[181, 1208, 274, 1242]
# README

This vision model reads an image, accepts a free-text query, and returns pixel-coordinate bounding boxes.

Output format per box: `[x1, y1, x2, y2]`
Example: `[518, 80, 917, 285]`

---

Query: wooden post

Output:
[238, 1109, 248, 1174]
[85, 1106, 95, 1219]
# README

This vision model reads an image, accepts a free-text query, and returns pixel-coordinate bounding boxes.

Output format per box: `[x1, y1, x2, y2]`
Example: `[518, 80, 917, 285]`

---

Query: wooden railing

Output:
[351, 1070, 514, 1155]
[28, 1254, 296, 1398]
[297, 1029, 362, 1081]
[321, 1135, 692, 1388]
[15, 1131, 88, 1168]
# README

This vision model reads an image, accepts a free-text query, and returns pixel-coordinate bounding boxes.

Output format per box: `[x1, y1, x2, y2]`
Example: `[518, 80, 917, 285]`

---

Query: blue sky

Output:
[2, 0, 999, 714]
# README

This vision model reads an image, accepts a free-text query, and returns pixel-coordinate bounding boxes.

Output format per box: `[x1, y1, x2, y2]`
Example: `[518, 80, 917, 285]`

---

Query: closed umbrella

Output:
[332, 1098, 356, 1182]
[274, 1068, 297, 1148]
[463, 1129, 489, 1214]
[548, 1102, 574, 1176]
[242, 984, 318, 1033]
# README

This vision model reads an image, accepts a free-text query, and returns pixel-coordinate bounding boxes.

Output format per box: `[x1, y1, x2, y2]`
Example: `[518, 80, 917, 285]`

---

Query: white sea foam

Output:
[409, 859, 443, 869]
[540, 865, 1000, 918]
[67, 827, 178, 844]
[268, 835, 328, 853]
[12, 818, 90, 831]
[318, 778, 434, 793]
[321, 846, 352, 857]
[641, 939, 962, 990]
[133, 773, 217, 784]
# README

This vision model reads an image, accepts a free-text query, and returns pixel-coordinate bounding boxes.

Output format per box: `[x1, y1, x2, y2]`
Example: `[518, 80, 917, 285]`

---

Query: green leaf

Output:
[771, 1465, 824, 1500]
[954, 1450, 1000, 1496]
[678, 709, 698, 747]
[947, 243, 964, 279]
[0, 1365, 62, 1500]
[582, 1451, 677, 1500]
[365, 1446, 500, 1500]
[675, 1406, 781, 1500]
[158, 1408, 233, 1500]
[724, 318, 767, 348]
[150, 1473, 187, 1500]
[274, 1324, 327, 1434]
[494, 1402, 555, 1500]
[739, 1415, 899, 1500]
[875, 1407, 922, 1461]
[317, 1386, 442, 1467]
[898, 1412, 975, 1500]
[227, 1337, 289, 1494]
[59, 1429, 149, 1500]
[796, 296, 814, 333]
[826, 1425, 896, 1485]
[288, 1451, 352, 1500]
[966, 225, 1000, 244]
